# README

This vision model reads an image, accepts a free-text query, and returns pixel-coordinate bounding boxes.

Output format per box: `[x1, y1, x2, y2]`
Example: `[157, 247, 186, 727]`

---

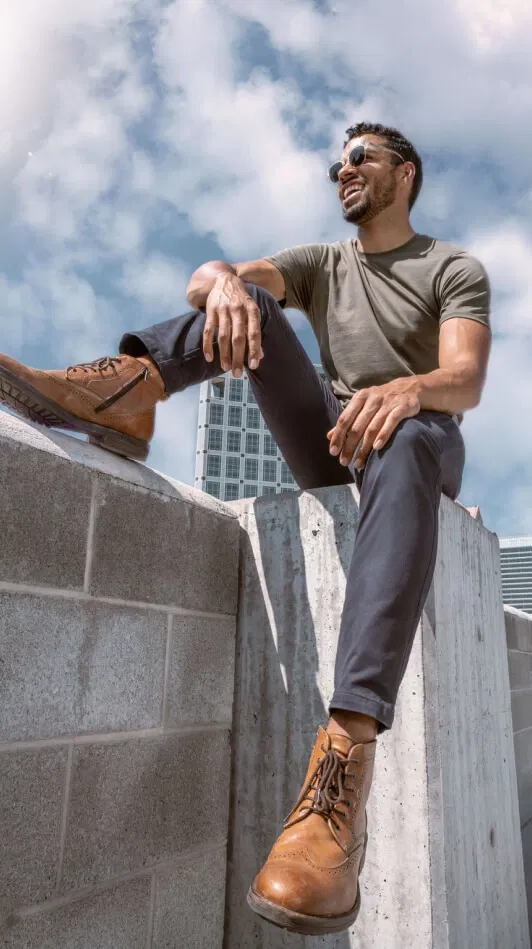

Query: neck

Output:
[355, 210, 415, 254]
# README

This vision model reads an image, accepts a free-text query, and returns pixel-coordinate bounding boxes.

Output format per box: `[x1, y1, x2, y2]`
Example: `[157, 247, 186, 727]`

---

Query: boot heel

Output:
[88, 431, 148, 461]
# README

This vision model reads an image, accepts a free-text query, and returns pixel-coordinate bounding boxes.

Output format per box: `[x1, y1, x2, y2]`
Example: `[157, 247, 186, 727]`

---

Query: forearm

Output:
[186, 261, 238, 308]
[414, 367, 483, 414]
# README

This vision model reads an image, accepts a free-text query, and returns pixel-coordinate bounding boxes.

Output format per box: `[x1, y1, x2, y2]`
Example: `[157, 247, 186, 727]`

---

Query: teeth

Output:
[344, 185, 363, 199]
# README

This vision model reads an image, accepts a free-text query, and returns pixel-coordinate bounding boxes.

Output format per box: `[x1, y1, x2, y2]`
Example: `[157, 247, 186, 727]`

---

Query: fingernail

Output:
[354, 460, 363, 469]
[374, 440, 382, 450]
[330, 446, 339, 456]
[234, 369, 242, 378]
[340, 458, 348, 466]
[205, 353, 212, 362]
[249, 359, 258, 370]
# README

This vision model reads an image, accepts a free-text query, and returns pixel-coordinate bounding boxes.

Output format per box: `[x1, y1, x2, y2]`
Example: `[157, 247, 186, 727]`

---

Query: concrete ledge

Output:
[226, 485, 530, 949]
[0, 415, 238, 949]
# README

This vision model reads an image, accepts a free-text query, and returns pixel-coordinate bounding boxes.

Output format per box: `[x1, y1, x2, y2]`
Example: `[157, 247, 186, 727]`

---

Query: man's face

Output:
[337, 134, 401, 226]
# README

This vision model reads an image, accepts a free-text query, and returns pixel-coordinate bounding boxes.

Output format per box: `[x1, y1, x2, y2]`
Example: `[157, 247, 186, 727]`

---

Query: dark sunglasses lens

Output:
[328, 160, 343, 183]
[348, 145, 365, 167]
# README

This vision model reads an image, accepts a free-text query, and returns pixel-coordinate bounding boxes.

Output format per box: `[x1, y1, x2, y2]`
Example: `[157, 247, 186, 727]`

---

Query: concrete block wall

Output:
[0, 414, 239, 949]
[506, 605, 532, 935]
[226, 486, 530, 949]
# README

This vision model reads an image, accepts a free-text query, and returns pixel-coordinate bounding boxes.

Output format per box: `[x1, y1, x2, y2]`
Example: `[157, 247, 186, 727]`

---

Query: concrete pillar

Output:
[225, 485, 530, 949]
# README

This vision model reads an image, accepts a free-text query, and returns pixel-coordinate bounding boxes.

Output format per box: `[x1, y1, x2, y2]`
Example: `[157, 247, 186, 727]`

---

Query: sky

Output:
[0, 0, 531, 538]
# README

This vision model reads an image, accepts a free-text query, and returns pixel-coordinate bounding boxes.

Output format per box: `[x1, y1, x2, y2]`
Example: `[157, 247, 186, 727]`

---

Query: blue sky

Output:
[1, 0, 531, 538]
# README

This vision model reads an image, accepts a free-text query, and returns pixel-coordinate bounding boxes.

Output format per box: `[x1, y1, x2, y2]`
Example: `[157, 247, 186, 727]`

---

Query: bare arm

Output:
[416, 317, 491, 414]
[186, 258, 285, 308]
[328, 317, 491, 469]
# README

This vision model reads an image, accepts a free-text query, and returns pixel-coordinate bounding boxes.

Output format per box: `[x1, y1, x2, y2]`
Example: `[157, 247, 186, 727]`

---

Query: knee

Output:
[380, 416, 441, 465]
[243, 283, 284, 329]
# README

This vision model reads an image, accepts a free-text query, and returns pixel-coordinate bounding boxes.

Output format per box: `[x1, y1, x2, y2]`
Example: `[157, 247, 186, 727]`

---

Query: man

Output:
[0, 122, 491, 936]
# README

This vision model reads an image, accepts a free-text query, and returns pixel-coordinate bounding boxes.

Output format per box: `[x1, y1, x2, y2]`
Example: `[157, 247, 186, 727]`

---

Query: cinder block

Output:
[512, 689, 532, 735]
[153, 847, 227, 949]
[2, 876, 151, 948]
[0, 593, 167, 742]
[0, 439, 91, 590]
[514, 728, 532, 826]
[166, 616, 236, 727]
[505, 607, 532, 653]
[89, 479, 239, 613]
[0, 747, 68, 915]
[60, 730, 231, 891]
[508, 650, 532, 690]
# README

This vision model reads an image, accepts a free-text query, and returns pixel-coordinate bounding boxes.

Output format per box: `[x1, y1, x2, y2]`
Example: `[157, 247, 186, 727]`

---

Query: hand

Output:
[327, 378, 422, 469]
[203, 273, 263, 376]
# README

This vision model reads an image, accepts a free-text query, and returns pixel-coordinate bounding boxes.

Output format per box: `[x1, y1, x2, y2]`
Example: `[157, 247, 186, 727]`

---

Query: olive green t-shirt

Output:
[265, 233, 491, 406]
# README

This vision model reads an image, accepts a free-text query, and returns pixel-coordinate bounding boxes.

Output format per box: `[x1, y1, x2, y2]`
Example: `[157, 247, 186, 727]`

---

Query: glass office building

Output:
[500, 537, 532, 614]
[194, 373, 299, 502]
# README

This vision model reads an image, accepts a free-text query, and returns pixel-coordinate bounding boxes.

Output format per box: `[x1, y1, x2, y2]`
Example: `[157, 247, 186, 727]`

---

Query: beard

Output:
[343, 175, 398, 225]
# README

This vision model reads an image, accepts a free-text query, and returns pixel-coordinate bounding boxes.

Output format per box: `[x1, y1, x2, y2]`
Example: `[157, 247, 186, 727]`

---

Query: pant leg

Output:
[330, 410, 465, 731]
[119, 285, 352, 491]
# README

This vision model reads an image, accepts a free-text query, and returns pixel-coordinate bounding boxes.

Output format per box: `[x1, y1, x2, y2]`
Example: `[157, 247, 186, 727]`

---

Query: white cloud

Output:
[0, 0, 531, 524]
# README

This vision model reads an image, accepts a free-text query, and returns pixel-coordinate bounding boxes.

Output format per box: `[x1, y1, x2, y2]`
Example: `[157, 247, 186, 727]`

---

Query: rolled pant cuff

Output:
[329, 689, 394, 732]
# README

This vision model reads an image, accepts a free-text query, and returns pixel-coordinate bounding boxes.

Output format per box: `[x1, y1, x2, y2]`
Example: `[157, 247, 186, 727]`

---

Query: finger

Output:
[217, 304, 232, 372]
[338, 400, 381, 465]
[329, 404, 360, 456]
[353, 410, 389, 469]
[355, 407, 405, 468]
[231, 306, 247, 376]
[203, 296, 218, 363]
[372, 407, 409, 451]
[246, 301, 262, 370]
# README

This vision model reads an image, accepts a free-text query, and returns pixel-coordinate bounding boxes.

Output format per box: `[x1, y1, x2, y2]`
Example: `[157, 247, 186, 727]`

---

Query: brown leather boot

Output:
[248, 726, 376, 935]
[0, 352, 167, 461]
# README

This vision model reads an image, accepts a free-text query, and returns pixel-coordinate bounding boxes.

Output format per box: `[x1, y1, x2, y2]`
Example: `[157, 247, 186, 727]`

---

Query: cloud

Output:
[0, 0, 531, 530]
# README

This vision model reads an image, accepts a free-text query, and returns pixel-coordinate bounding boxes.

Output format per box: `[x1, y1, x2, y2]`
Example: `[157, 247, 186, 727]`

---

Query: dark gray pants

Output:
[120, 285, 465, 730]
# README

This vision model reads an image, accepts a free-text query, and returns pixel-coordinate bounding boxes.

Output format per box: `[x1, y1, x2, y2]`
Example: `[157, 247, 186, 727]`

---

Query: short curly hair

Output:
[343, 121, 423, 209]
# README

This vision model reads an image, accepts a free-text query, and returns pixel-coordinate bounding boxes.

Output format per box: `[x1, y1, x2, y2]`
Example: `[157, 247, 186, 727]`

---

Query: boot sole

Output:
[247, 831, 367, 936]
[0, 365, 149, 462]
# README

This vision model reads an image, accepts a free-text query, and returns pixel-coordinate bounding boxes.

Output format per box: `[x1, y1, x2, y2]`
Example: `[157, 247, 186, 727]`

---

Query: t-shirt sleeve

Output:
[264, 244, 324, 314]
[437, 254, 491, 327]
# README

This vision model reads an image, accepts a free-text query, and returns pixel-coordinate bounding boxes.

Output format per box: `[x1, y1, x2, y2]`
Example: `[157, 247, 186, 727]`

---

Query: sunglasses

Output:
[328, 143, 405, 183]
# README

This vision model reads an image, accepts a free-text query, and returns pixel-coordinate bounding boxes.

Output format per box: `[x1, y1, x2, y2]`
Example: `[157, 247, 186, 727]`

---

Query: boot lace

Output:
[67, 356, 124, 376]
[289, 745, 359, 831]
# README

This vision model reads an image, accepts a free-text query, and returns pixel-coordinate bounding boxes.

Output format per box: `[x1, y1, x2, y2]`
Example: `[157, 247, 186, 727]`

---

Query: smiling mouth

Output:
[342, 184, 366, 206]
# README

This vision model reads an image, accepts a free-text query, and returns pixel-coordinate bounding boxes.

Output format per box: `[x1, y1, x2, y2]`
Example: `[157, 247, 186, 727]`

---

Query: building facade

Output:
[194, 372, 298, 501]
[500, 537, 532, 614]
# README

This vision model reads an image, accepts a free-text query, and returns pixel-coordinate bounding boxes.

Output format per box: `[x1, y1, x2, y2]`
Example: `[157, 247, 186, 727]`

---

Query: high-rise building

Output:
[194, 372, 299, 501]
[499, 537, 532, 614]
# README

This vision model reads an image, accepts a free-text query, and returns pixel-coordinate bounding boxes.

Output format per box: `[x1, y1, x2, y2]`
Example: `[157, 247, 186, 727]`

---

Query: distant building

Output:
[499, 537, 532, 614]
[194, 372, 299, 502]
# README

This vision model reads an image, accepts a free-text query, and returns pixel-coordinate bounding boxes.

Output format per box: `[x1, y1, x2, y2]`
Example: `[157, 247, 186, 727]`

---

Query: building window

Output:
[206, 454, 222, 478]
[226, 430, 241, 453]
[212, 379, 225, 399]
[224, 483, 239, 501]
[263, 460, 277, 483]
[247, 407, 260, 430]
[229, 378, 243, 402]
[245, 432, 260, 454]
[228, 405, 242, 428]
[205, 480, 220, 498]
[281, 462, 294, 484]
[244, 458, 259, 481]
[226, 456, 240, 479]
[208, 429, 223, 451]
[246, 384, 257, 405]
[244, 484, 258, 498]
[263, 433, 277, 456]
[209, 403, 224, 426]
[262, 485, 277, 496]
